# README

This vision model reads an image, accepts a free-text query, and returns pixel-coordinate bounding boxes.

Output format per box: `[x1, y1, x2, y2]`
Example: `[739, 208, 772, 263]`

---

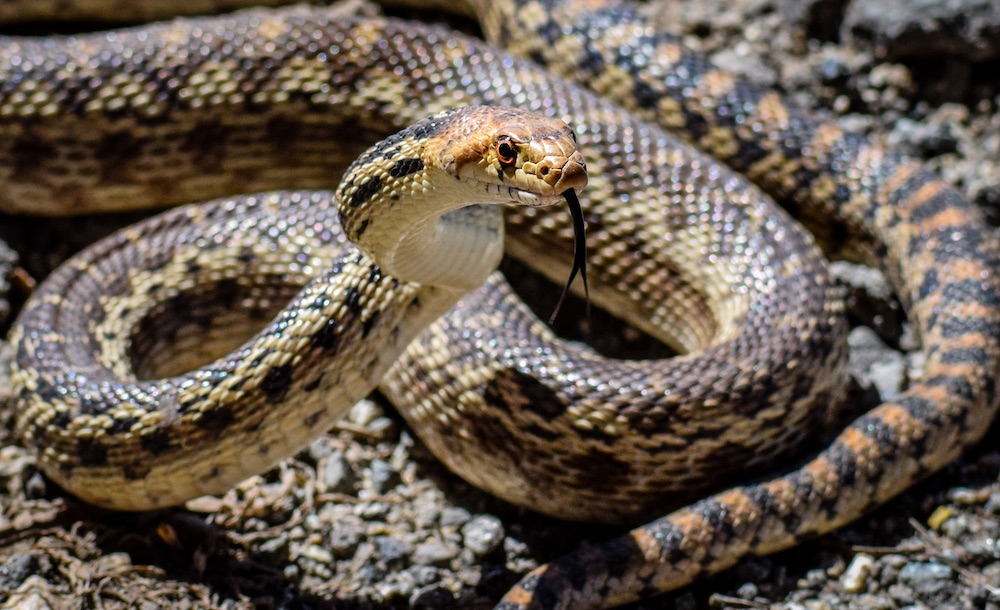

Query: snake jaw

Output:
[499, 186, 566, 207]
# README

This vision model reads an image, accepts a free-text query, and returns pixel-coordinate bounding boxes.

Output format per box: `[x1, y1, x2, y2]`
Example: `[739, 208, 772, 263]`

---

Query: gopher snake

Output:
[3, 1, 1000, 610]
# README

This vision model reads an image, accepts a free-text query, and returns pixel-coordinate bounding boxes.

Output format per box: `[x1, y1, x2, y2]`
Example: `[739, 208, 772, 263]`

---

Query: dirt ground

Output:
[0, 0, 999, 609]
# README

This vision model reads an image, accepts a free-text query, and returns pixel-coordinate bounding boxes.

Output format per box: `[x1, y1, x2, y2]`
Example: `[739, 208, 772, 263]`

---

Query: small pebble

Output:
[461, 515, 505, 556]
[328, 521, 363, 557]
[440, 506, 472, 528]
[898, 561, 953, 596]
[374, 535, 413, 566]
[295, 543, 333, 565]
[409, 565, 442, 587]
[0, 554, 37, 590]
[367, 459, 398, 495]
[411, 585, 456, 609]
[883, 554, 909, 569]
[412, 541, 459, 566]
[257, 533, 289, 560]
[355, 501, 391, 519]
[375, 576, 415, 601]
[736, 582, 759, 599]
[981, 562, 1000, 587]
[887, 583, 915, 605]
[888, 117, 959, 157]
[841, 553, 875, 593]
[319, 450, 355, 493]
[347, 399, 382, 427]
[367, 416, 397, 438]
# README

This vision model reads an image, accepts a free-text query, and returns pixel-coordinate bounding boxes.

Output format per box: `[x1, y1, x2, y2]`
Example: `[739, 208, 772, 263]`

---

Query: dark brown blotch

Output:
[388, 157, 423, 178]
[304, 408, 325, 428]
[196, 404, 235, 430]
[139, 427, 174, 455]
[484, 367, 568, 421]
[563, 445, 634, 497]
[310, 318, 341, 353]
[362, 311, 380, 338]
[350, 175, 382, 207]
[122, 463, 152, 481]
[344, 286, 362, 314]
[304, 373, 325, 392]
[77, 437, 109, 467]
[260, 364, 294, 402]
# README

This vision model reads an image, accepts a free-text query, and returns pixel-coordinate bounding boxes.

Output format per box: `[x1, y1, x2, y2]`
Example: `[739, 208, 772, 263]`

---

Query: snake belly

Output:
[2, 1, 999, 610]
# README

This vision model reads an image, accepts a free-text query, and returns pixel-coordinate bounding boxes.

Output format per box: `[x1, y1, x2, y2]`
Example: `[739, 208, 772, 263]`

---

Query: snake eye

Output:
[495, 135, 517, 167]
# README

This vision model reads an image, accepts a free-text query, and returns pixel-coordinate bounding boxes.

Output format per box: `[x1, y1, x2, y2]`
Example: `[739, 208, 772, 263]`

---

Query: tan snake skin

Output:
[2, 1, 999, 609]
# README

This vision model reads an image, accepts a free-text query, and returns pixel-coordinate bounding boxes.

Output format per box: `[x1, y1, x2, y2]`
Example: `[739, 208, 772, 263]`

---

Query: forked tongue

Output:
[549, 188, 590, 324]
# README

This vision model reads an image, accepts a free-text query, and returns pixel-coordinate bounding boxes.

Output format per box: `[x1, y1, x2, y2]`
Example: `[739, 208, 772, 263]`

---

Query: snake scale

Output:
[2, 1, 999, 609]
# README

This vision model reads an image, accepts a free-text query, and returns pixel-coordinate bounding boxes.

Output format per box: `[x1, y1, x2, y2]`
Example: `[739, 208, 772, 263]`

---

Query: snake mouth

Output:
[499, 186, 566, 207]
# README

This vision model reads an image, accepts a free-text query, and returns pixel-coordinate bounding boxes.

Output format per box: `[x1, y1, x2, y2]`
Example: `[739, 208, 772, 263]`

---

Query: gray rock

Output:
[374, 535, 413, 566]
[847, 327, 908, 401]
[887, 583, 916, 605]
[24, 471, 49, 500]
[411, 585, 457, 609]
[803, 567, 829, 588]
[845, 0, 1000, 61]
[411, 495, 442, 530]
[439, 506, 472, 528]
[461, 515, 505, 557]
[830, 261, 903, 344]
[409, 565, 443, 587]
[412, 540, 459, 567]
[368, 415, 397, 438]
[982, 562, 1000, 588]
[898, 561, 954, 595]
[256, 533, 290, 561]
[294, 543, 333, 569]
[347, 399, 382, 427]
[0, 554, 36, 590]
[375, 576, 415, 601]
[328, 521, 363, 557]
[737, 582, 760, 599]
[883, 554, 910, 569]
[318, 450, 356, 494]
[367, 458, 399, 495]
[817, 55, 852, 86]
[355, 563, 387, 587]
[888, 117, 960, 158]
[841, 553, 875, 593]
[356, 500, 391, 520]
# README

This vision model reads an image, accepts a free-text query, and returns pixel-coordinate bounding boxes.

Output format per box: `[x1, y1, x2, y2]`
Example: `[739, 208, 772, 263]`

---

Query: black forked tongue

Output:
[549, 188, 590, 324]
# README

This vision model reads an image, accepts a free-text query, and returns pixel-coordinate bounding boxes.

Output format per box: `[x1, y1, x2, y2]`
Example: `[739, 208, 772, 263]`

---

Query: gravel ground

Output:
[0, 0, 999, 609]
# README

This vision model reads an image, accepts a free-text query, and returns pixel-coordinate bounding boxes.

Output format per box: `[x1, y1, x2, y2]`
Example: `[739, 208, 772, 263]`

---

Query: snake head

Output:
[337, 105, 588, 289]
[444, 106, 588, 203]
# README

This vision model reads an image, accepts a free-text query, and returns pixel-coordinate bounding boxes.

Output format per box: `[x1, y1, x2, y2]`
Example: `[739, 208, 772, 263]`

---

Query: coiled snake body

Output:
[3, 1, 999, 609]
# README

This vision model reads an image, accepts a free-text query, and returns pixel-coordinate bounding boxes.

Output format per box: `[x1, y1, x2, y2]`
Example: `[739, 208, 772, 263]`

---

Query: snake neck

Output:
[339, 160, 510, 290]
[389, 204, 506, 290]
